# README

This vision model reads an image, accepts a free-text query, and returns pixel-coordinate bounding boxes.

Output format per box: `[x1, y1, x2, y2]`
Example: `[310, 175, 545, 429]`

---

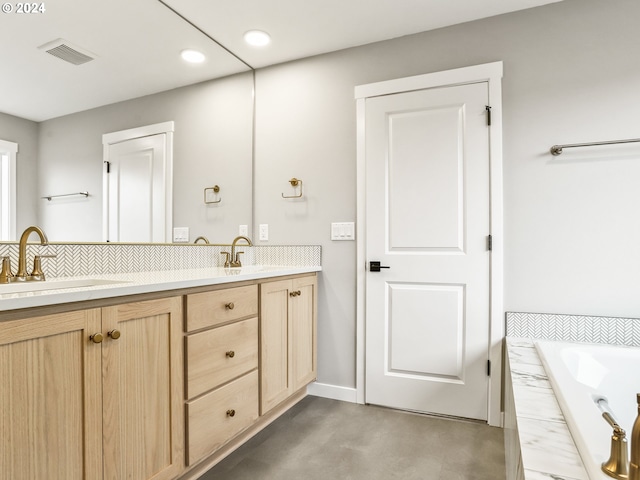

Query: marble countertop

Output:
[0, 265, 321, 312]
[506, 337, 589, 480]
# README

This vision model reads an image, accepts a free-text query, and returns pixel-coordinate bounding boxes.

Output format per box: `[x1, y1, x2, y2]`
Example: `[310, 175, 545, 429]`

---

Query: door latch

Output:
[369, 261, 391, 272]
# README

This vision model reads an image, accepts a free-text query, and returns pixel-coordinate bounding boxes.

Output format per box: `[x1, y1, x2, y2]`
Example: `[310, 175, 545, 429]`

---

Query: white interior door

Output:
[365, 81, 491, 420]
[105, 134, 167, 242]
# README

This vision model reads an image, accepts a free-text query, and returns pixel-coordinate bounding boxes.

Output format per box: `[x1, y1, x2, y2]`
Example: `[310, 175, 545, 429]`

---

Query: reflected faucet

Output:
[194, 236, 210, 244]
[15, 226, 48, 281]
[226, 235, 252, 268]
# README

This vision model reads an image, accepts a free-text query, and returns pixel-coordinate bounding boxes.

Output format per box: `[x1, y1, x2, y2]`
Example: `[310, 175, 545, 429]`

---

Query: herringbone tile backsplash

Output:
[506, 311, 640, 347]
[0, 243, 321, 278]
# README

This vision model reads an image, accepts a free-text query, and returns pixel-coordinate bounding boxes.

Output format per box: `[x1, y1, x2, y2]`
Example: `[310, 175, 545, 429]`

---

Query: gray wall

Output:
[254, 0, 640, 389]
[0, 112, 39, 233]
[37, 71, 253, 242]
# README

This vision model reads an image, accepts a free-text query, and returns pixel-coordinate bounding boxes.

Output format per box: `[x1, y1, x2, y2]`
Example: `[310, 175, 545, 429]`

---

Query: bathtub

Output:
[535, 340, 640, 480]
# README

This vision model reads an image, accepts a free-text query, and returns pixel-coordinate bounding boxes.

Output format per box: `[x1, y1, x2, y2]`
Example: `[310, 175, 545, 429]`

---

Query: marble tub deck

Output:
[506, 337, 589, 480]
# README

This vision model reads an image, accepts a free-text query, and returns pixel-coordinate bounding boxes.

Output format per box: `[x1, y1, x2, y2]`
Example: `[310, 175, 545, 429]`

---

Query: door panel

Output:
[387, 282, 464, 380]
[365, 81, 490, 420]
[389, 105, 464, 251]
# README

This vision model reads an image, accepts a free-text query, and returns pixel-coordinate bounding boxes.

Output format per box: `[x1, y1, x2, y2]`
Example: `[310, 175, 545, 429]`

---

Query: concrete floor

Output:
[199, 396, 506, 480]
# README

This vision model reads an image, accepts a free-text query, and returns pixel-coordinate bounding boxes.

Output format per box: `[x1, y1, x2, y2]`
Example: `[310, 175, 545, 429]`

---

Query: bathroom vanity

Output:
[0, 266, 319, 480]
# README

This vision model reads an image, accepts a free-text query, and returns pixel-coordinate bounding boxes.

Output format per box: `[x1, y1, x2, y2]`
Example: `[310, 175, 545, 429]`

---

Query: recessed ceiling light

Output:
[244, 30, 271, 47]
[181, 49, 205, 64]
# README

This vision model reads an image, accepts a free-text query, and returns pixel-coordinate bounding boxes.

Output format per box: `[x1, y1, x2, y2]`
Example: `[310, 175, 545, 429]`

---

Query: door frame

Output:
[355, 62, 504, 426]
[102, 121, 174, 242]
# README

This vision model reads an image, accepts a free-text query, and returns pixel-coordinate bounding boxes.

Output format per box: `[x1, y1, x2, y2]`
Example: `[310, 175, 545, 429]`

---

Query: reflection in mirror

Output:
[0, 0, 254, 243]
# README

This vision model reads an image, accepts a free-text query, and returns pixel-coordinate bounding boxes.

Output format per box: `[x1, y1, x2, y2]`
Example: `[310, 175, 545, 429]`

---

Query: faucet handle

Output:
[31, 254, 56, 281]
[234, 251, 244, 267]
[0, 256, 14, 283]
[221, 251, 231, 268]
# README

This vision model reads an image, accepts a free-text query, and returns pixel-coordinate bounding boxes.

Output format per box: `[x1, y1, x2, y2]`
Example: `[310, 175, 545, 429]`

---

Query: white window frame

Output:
[0, 139, 18, 241]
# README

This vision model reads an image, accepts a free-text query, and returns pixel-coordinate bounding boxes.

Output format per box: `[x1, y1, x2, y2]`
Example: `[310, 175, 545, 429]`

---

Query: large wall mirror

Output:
[0, 0, 254, 243]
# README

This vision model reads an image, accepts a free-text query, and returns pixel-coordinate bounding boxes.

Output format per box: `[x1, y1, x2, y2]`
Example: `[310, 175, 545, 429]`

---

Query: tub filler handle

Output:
[598, 397, 630, 479]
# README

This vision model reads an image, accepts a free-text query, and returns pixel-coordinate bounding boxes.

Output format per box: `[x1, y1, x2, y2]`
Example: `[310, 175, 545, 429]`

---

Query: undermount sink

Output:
[0, 278, 130, 294]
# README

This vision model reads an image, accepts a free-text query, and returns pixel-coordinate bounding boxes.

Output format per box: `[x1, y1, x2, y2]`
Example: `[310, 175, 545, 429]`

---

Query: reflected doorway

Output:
[102, 122, 174, 242]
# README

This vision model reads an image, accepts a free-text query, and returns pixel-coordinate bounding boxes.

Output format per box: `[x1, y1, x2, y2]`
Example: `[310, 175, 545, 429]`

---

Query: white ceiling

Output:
[1, 0, 562, 122]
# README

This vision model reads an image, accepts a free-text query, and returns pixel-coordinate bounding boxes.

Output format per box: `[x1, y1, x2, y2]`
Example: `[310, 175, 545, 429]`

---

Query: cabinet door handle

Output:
[226, 409, 236, 417]
[289, 290, 301, 297]
[90, 333, 103, 344]
[225, 302, 235, 310]
[108, 329, 121, 340]
[226, 350, 235, 358]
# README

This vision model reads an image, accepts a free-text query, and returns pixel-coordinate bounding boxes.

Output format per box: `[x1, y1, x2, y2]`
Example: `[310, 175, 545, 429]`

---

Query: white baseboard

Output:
[307, 382, 358, 403]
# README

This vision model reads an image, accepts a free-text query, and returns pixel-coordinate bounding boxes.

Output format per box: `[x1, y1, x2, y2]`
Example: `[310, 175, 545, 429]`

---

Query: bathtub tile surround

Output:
[506, 311, 640, 347]
[505, 337, 589, 480]
[0, 243, 321, 278]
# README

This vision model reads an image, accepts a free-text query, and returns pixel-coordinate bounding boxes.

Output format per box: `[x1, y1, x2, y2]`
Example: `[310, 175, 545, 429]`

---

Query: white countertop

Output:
[506, 337, 589, 480]
[0, 265, 321, 312]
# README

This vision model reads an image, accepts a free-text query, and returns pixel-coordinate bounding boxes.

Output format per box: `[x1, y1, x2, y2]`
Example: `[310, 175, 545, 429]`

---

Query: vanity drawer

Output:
[186, 370, 259, 465]
[186, 317, 258, 398]
[186, 284, 258, 331]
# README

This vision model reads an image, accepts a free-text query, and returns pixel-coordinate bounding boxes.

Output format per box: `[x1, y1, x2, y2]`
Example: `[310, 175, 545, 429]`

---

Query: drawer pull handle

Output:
[289, 290, 302, 297]
[225, 302, 235, 310]
[226, 409, 236, 417]
[90, 333, 103, 344]
[226, 350, 235, 358]
[108, 329, 121, 340]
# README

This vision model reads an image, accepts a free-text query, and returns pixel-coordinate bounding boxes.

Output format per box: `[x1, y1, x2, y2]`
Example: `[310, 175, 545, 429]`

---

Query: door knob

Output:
[369, 261, 391, 272]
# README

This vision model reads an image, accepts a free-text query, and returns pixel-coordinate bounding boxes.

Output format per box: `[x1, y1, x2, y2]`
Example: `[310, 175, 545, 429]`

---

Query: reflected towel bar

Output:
[42, 191, 89, 201]
[550, 138, 640, 155]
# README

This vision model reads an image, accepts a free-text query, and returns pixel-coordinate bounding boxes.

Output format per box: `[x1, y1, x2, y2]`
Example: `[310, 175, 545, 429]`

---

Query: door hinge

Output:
[104, 161, 111, 173]
[485, 105, 492, 126]
[487, 360, 491, 376]
[487, 234, 493, 251]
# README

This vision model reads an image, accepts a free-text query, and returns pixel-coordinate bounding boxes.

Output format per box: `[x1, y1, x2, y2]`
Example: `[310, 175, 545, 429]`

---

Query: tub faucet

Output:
[15, 226, 49, 282]
[630, 394, 640, 480]
[602, 394, 640, 480]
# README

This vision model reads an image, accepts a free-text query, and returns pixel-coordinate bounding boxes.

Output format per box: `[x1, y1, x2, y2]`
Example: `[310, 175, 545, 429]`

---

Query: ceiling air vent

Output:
[38, 38, 96, 66]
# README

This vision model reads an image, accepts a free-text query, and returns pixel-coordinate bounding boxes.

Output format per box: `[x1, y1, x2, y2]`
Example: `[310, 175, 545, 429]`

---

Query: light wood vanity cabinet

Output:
[0, 296, 184, 480]
[1, 271, 317, 479]
[184, 285, 259, 466]
[260, 275, 317, 415]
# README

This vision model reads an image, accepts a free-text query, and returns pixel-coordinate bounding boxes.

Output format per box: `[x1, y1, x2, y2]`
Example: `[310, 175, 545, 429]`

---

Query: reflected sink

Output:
[0, 278, 130, 294]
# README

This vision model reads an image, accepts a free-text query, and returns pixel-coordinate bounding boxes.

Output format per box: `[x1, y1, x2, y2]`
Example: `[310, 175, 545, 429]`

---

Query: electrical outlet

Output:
[173, 227, 189, 243]
[259, 224, 269, 241]
[239, 225, 248, 236]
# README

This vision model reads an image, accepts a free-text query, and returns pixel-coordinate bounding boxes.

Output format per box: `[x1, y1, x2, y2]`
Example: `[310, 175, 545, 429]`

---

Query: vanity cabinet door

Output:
[259, 274, 317, 415]
[0, 309, 103, 480]
[101, 297, 184, 480]
[291, 275, 317, 392]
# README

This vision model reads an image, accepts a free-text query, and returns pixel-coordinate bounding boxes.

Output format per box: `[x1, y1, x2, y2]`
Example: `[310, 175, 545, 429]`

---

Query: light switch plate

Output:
[173, 227, 189, 243]
[331, 222, 355, 241]
[259, 224, 269, 241]
[239, 224, 248, 236]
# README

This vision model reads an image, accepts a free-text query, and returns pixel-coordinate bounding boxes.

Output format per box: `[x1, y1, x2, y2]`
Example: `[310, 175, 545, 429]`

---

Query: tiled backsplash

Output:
[506, 311, 640, 347]
[0, 243, 321, 278]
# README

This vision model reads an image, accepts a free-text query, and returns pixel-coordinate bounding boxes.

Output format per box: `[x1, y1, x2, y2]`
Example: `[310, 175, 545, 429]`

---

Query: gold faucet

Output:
[602, 394, 640, 480]
[194, 236, 210, 244]
[223, 235, 252, 268]
[630, 394, 640, 480]
[15, 226, 49, 282]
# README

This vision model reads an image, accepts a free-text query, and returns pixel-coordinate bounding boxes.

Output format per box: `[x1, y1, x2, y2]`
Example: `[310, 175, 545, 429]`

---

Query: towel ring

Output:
[282, 178, 303, 199]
